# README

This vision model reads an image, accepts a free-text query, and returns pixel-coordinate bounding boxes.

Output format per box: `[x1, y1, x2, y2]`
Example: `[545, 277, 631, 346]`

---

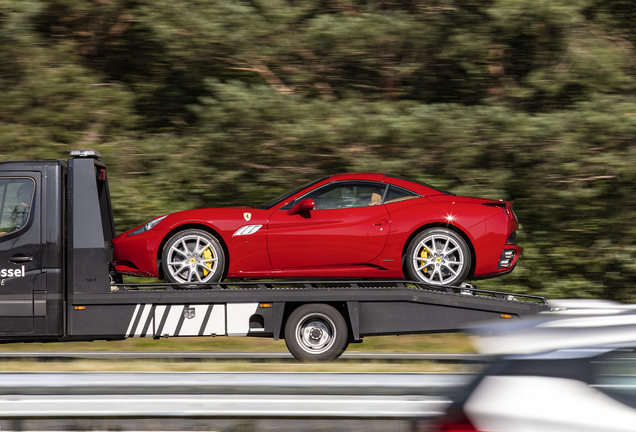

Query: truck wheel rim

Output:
[167, 234, 218, 283]
[295, 313, 336, 355]
[412, 233, 465, 285]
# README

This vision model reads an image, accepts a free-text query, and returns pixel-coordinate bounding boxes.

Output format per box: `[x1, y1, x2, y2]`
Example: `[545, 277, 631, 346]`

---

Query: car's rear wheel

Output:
[406, 228, 471, 286]
[284, 304, 348, 362]
[161, 229, 225, 284]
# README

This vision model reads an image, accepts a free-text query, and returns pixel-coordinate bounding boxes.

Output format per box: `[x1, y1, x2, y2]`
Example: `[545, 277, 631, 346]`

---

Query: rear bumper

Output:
[474, 245, 522, 280]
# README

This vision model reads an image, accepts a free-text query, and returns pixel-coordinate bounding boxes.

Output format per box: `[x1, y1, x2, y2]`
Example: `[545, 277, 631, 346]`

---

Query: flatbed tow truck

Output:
[0, 151, 550, 361]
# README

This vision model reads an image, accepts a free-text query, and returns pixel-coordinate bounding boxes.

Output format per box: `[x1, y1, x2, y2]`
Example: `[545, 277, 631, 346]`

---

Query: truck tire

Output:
[284, 304, 348, 362]
[406, 227, 471, 286]
[162, 229, 225, 285]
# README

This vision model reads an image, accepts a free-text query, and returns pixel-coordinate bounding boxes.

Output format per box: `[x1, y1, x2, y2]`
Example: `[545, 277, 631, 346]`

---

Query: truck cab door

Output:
[0, 172, 42, 334]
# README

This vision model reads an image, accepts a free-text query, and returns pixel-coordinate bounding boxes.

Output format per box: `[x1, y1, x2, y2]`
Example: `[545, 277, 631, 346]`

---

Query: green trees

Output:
[1, 0, 635, 299]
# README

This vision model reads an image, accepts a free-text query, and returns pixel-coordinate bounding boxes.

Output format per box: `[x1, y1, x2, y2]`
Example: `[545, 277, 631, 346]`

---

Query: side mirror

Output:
[287, 198, 315, 215]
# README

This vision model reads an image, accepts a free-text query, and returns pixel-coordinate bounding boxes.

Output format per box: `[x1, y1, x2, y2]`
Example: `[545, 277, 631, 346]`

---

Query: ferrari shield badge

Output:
[243, 212, 252, 221]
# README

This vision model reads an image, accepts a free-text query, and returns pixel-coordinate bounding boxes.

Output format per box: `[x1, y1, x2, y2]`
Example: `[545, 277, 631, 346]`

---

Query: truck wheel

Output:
[406, 227, 471, 286]
[161, 229, 225, 285]
[285, 304, 348, 362]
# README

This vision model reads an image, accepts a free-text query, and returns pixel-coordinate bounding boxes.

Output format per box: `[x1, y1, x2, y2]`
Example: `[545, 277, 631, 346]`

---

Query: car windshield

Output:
[256, 177, 329, 210]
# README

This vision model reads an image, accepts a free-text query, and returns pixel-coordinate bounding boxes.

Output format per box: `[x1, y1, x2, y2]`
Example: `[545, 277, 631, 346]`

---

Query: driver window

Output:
[307, 182, 386, 210]
[0, 178, 35, 236]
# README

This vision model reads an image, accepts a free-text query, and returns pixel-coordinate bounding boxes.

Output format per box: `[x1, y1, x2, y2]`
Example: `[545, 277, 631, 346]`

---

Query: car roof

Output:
[327, 173, 452, 196]
[329, 173, 386, 182]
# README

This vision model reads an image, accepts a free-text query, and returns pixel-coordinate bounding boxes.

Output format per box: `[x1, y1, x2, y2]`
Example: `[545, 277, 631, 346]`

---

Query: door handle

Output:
[9, 256, 33, 263]
[373, 219, 389, 226]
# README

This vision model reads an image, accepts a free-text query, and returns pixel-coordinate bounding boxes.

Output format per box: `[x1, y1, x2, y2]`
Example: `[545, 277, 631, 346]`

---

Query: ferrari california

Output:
[112, 173, 521, 286]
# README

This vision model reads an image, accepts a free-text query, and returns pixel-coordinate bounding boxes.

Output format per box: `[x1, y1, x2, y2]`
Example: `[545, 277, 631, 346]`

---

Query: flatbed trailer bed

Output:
[75, 280, 549, 359]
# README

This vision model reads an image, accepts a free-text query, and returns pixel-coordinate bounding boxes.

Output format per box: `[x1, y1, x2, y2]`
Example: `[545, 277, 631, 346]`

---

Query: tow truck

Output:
[0, 151, 550, 361]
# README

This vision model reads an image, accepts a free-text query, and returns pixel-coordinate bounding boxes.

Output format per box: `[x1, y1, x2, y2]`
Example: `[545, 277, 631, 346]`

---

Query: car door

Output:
[267, 181, 390, 268]
[0, 172, 42, 334]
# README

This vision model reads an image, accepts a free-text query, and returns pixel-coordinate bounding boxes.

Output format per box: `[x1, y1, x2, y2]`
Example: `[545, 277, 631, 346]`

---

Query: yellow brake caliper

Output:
[202, 247, 214, 276]
[420, 248, 430, 274]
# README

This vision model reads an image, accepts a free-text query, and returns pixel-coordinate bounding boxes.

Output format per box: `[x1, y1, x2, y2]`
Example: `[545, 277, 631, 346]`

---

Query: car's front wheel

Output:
[406, 228, 471, 286]
[161, 229, 225, 284]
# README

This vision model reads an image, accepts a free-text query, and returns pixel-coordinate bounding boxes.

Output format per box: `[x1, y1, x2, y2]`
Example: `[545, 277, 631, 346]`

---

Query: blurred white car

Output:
[433, 302, 636, 432]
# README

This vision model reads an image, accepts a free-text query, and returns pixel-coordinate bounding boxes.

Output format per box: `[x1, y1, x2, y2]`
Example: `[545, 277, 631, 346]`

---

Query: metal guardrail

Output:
[0, 372, 475, 419]
[0, 394, 446, 419]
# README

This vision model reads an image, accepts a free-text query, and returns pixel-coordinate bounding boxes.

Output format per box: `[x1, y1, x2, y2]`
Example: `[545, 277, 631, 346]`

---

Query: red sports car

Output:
[112, 173, 521, 286]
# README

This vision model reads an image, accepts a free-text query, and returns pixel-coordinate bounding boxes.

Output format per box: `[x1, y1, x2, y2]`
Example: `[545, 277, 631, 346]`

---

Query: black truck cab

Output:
[0, 151, 114, 340]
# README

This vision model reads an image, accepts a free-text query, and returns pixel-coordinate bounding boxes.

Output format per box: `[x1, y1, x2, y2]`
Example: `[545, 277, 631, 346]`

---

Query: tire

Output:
[161, 229, 225, 284]
[284, 304, 349, 362]
[406, 228, 471, 286]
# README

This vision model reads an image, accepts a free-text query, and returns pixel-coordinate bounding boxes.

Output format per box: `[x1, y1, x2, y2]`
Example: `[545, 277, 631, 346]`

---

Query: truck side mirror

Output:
[287, 198, 315, 216]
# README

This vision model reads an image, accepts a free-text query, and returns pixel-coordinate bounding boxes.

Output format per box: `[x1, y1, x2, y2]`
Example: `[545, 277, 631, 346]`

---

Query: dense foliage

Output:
[1, 0, 635, 300]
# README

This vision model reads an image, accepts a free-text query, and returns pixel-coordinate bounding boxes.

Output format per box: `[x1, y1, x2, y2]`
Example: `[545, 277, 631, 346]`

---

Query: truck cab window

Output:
[0, 178, 35, 236]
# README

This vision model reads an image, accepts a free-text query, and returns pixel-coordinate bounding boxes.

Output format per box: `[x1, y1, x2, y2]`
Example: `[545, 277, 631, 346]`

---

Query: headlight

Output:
[128, 215, 168, 236]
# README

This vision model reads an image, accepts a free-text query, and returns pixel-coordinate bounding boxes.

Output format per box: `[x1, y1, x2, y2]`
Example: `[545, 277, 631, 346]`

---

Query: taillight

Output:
[482, 201, 517, 221]
[431, 407, 480, 432]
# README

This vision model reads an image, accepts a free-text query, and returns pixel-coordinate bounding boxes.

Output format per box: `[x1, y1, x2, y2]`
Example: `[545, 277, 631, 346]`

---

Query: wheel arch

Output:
[401, 223, 476, 280]
[156, 223, 230, 280]
[279, 301, 352, 341]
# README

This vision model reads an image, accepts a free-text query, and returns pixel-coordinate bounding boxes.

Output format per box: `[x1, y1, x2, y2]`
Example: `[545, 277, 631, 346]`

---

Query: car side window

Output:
[0, 178, 35, 236]
[592, 348, 636, 409]
[385, 185, 420, 204]
[285, 181, 388, 210]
